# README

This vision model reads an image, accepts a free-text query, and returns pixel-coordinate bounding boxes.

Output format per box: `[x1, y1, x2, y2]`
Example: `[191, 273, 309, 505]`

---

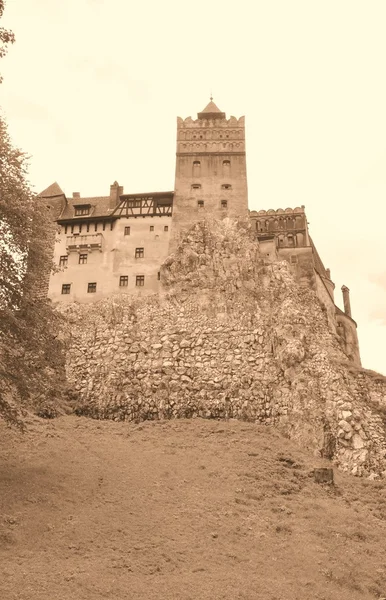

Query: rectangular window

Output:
[221, 199, 228, 209]
[64, 225, 68, 234]
[110, 222, 114, 231]
[198, 200, 204, 208]
[74, 205, 90, 216]
[164, 225, 168, 232]
[157, 271, 161, 280]
[135, 247, 144, 258]
[290, 255, 298, 264]
[87, 282, 97, 293]
[124, 226, 130, 236]
[59, 255, 68, 267]
[150, 225, 154, 232]
[86, 223, 90, 232]
[95, 222, 98, 232]
[222, 184, 232, 190]
[61, 284, 71, 294]
[136, 275, 145, 287]
[79, 253, 88, 264]
[119, 276, 129, 287]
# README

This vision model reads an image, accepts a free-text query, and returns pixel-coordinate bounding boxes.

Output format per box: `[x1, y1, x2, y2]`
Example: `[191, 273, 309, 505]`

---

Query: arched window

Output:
[193, 160, 201, 177]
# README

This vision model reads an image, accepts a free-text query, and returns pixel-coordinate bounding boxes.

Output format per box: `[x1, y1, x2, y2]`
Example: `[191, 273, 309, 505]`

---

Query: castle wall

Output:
[49, 215, 172, 303]
[62, 220, 386, 478]
[336, 310, 361, 366]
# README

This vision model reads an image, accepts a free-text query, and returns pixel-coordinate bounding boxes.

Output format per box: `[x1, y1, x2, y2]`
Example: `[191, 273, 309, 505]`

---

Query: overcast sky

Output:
[1, 0, 385, 374]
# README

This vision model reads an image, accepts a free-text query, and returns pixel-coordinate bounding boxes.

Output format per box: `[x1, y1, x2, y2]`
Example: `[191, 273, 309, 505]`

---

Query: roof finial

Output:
[210, 90, 213, 102]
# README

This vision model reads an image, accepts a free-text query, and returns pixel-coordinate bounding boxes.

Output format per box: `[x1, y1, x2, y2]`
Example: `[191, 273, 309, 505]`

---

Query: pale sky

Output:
[1, 0, 385, 374]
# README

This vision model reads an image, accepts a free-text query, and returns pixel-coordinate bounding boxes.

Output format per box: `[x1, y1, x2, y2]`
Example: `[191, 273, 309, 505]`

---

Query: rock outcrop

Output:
[62, 219, 386, 477]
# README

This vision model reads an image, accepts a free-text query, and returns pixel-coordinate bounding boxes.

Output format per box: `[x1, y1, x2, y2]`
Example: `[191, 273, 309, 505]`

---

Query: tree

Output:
[0, 0, 15, 83]
[0, 2, 67, 427]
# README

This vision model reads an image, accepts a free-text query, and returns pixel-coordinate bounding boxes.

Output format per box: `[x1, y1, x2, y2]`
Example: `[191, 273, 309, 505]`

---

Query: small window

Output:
[86, 223, 90, 232]
[164, 225, 169, 232]
[119, 276, 128, 287]
[59, 255, 68, 267]
[79, 253, 88, 264]
[290, 255, 298, 264]
[87, 282, 97, 293]
[150, 225, 154, 232]
[95, 222, 98, 232]
[124, 226, 130, 236]
[222, 184, 232, 190]
[287, 235, 295, 247]
[110, 222, 114, 231]
[223, 160, 231, 166]
[157, 271, 161, 281]
[221, 200, 228, 209]
[193, 160, 200, 167]
[74, 205, 90, 216]
[191, 184, 201, 190]
[198, 200, 204, 208]
[135, 247, 144, 258]
[136, 275, 145, 287]
[61, 284, 71, 295]
[102, 222, 106, 231]
[64, 225, 68, 234]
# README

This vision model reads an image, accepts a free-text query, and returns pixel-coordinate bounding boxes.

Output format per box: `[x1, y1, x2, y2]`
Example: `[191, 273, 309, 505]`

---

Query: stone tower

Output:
[170, 99, 249, 249]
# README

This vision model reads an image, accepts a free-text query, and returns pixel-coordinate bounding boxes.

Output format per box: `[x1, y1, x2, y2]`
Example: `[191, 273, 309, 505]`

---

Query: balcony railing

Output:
[66, 233, 103, 252]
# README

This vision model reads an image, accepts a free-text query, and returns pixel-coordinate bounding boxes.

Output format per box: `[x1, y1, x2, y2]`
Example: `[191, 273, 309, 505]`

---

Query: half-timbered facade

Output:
[42, 183, 174, 302]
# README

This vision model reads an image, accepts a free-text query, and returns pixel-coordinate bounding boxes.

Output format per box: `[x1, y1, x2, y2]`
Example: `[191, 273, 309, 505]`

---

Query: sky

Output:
[1, 0, 385, 374]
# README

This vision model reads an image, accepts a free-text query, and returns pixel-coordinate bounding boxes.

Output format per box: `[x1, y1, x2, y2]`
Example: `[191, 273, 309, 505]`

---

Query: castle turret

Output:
[170, 98, 249, 249]
[341, 285, 352, 318]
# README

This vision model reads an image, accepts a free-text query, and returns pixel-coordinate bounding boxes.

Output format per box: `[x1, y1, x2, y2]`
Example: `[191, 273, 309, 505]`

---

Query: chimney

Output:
[73, 192, 80, 198]
[110, 181, 119, 204]
[326, 268, 331, 279]
[341, 285, 352, 318]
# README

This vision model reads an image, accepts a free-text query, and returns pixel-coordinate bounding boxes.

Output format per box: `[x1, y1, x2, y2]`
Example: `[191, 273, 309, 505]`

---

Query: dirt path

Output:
[1, 415, 385, 599]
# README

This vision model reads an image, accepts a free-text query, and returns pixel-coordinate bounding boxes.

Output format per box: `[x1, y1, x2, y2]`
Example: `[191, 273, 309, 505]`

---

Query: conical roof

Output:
[198, 98, 225, 120]
[37, 182, 65, 198]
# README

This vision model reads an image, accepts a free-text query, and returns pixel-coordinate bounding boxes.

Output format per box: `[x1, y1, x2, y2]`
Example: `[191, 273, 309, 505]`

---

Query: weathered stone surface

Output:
[61, 219, 386, 477]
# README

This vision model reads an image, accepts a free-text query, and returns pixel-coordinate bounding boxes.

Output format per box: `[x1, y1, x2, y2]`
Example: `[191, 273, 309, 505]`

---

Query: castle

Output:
[38, 99, 361, 365]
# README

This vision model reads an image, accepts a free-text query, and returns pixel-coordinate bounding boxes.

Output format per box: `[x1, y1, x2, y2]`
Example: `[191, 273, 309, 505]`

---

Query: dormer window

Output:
[74, 204, 90, 216]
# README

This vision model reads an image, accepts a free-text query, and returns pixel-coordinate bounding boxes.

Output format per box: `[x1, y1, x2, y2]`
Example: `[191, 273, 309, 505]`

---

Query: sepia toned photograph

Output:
[1, 1, 385, 599]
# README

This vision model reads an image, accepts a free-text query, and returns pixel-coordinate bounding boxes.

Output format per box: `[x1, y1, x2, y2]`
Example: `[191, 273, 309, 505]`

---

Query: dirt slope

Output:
[1, 415, 385, 600]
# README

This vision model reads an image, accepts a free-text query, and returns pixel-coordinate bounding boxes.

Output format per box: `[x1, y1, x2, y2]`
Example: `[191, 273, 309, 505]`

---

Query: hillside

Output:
[1, 415, 385, 600]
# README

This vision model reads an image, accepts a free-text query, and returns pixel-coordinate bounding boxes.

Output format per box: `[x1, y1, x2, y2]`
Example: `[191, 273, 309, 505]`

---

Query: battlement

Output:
[177, 115, 245, 129]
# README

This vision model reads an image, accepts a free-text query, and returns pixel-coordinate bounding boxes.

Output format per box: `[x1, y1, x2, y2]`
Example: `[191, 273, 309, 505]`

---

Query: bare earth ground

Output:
[0, 415, 385, 600]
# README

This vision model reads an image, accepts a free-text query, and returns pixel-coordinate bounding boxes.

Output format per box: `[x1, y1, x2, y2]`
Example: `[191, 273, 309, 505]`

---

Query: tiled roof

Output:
[309, 236, 328, 278]
[37, 182, 65, 198]
[57, 196, 115, 221]
[198, 99, 226, 119]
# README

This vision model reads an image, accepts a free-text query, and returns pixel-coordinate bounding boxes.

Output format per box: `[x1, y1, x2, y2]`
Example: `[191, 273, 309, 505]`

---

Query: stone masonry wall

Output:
[62, 218, 386, 478]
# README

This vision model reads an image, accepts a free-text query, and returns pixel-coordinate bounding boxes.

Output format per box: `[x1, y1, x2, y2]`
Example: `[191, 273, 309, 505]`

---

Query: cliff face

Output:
[63, 218, 386, 477]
